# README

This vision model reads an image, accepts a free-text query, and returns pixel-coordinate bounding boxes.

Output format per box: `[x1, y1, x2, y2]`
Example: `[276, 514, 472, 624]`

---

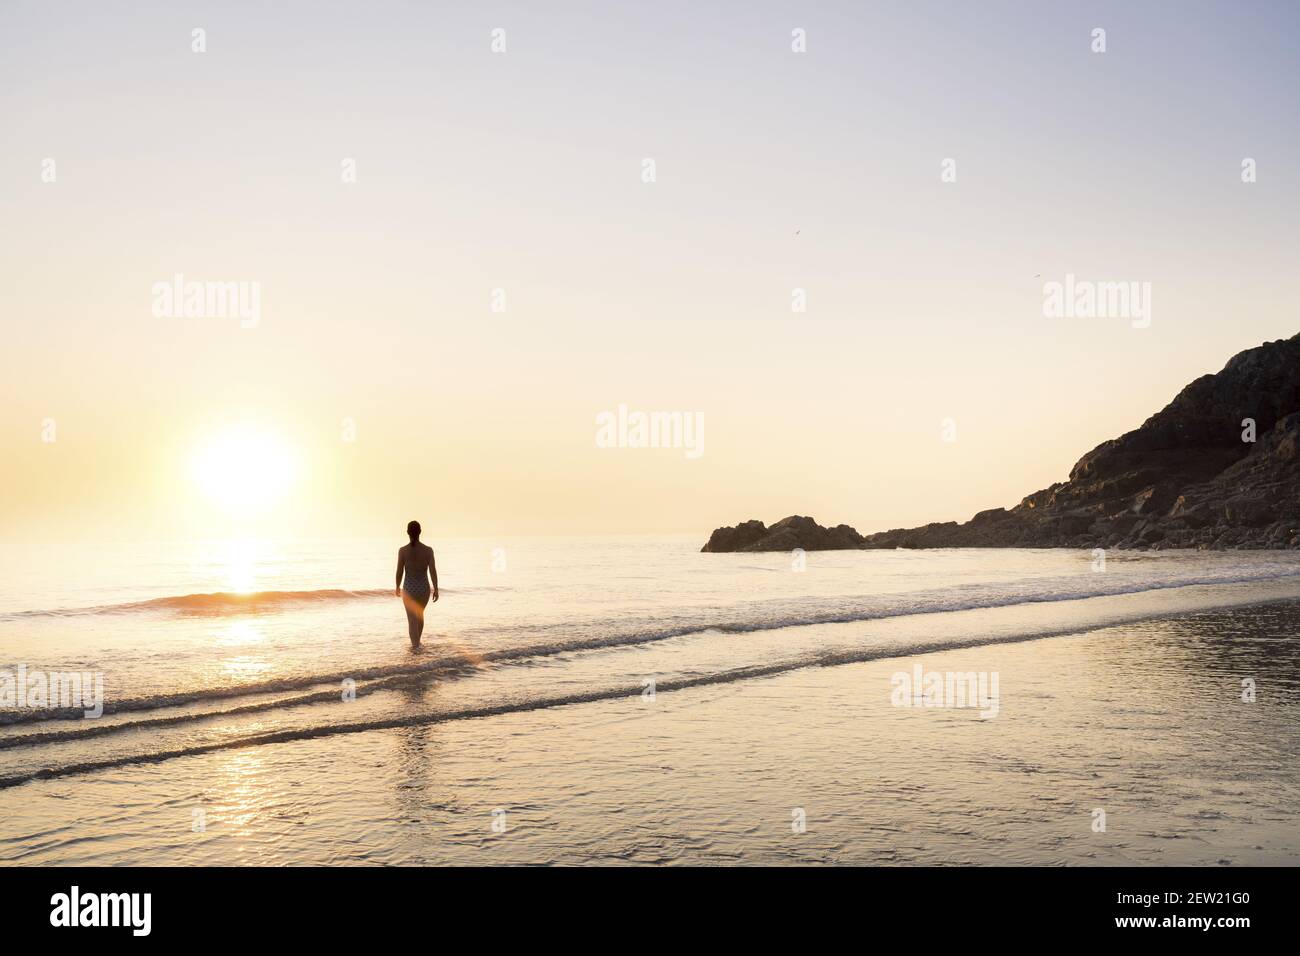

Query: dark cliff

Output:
[703, 335, 1300, 552]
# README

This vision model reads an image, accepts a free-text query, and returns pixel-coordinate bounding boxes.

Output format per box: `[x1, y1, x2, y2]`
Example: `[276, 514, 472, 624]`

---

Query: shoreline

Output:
[5, 588, 1299, 864]
[5, 569, 1300, 733]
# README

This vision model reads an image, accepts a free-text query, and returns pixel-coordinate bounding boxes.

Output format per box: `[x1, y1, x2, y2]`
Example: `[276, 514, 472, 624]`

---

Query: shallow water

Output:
[2, 538, 1299, 864]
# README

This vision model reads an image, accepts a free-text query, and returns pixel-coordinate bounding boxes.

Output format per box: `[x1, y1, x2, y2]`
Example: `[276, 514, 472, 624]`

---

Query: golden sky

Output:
[2, 2, 1298, 540]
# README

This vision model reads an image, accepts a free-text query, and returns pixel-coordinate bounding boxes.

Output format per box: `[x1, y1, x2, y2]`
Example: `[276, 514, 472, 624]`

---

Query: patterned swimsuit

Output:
[403, 572, 430, 604]
[403, 550, 431, 604]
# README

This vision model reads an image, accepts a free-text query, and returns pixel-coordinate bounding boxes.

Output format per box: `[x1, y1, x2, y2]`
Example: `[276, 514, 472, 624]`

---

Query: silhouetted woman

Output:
[395, 520, 438, 647]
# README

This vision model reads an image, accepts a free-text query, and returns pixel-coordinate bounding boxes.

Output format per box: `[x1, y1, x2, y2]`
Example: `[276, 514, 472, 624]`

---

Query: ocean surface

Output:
[2, 536, 1300, 864]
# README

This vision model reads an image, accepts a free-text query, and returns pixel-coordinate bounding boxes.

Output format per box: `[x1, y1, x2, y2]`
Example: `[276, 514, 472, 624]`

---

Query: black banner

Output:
[0, 866, 1285, 942]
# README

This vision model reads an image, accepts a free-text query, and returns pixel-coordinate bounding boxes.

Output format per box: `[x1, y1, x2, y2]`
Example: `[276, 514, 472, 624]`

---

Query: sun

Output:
[189, 424, 298, 512]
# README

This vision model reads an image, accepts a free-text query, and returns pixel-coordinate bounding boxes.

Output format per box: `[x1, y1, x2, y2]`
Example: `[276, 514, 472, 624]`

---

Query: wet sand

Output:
[4, 597, 1298, 865]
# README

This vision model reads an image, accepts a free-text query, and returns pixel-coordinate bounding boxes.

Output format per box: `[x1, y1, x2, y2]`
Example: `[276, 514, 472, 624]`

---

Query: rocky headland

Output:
[702, 334, 1300, 552]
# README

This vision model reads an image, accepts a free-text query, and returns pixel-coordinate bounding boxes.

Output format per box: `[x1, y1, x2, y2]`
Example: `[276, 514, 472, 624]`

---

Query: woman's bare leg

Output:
[405, 605, 420, 645]
[402, 591, 426, 647]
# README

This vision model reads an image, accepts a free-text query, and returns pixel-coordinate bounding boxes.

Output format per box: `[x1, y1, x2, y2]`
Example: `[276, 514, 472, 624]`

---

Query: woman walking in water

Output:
[396, 520, 438, 648]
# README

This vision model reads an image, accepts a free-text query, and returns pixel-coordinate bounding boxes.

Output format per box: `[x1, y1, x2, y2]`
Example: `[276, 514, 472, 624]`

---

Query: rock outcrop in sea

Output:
[702, 334, 1300, 552]
[701, 515, 868, 553]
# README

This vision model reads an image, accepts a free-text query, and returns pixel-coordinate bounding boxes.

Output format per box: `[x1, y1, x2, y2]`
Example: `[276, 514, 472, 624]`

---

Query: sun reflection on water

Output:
[216, 621, 265, 648]
[214, 749, 267, 838]
[222, 540, 262, 594]
[219, 654, 273, 681]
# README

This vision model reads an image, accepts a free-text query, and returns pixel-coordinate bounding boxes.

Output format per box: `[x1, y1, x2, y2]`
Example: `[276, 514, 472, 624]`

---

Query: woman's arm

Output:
[395, 547, 405, 596]
[430, 550, 439, 602]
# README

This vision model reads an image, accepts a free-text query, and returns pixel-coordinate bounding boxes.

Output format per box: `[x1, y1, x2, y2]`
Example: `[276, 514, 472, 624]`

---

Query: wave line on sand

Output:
[0, 600, 1284, 789]
[5, 570, 1300, 728]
